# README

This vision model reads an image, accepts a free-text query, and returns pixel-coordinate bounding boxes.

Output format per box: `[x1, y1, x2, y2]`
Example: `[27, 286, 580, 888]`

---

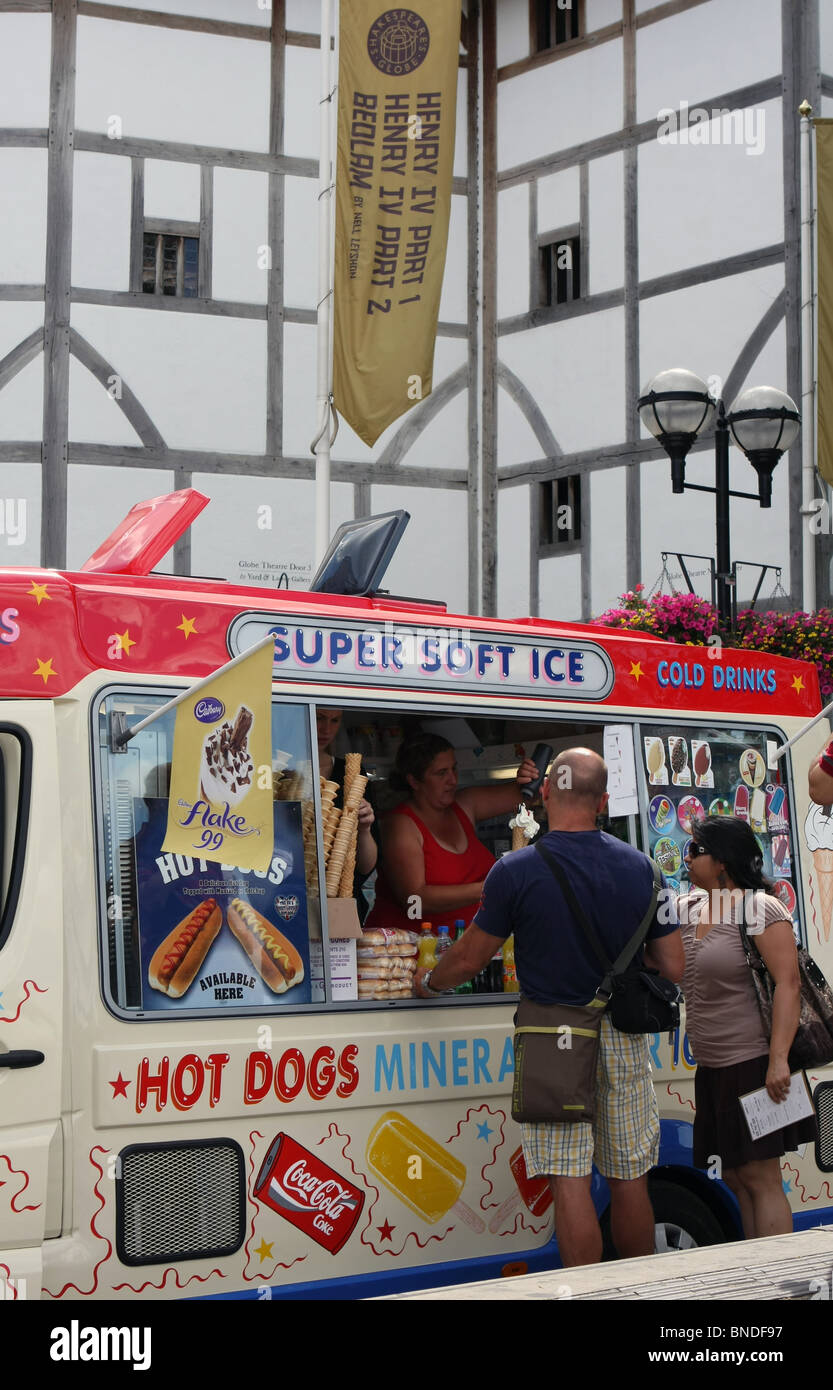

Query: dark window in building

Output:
[539, 232, 582, 307]
[540, 475, 581, 549]
[142, 230, 199, 297]
[532, 0, 581, 53]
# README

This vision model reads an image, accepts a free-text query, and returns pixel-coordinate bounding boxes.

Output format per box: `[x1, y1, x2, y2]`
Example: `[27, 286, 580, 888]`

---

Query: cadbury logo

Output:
[195, 697, 225, 723]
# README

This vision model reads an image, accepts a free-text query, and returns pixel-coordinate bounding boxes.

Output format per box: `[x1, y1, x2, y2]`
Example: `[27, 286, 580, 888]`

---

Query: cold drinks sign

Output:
[227, 615, 614, 700]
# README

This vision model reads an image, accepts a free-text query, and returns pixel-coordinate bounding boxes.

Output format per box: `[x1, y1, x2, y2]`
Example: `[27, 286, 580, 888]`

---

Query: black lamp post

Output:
[637, 369, 800, 628]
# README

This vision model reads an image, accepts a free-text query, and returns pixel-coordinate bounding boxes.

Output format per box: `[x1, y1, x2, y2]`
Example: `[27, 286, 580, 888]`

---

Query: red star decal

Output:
[378, 1219, 395, 1242]
[109, 1072, 130, 1098]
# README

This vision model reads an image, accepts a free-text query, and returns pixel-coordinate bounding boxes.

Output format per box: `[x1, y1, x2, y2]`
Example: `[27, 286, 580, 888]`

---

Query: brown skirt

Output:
[693, 1054, 818, 1171]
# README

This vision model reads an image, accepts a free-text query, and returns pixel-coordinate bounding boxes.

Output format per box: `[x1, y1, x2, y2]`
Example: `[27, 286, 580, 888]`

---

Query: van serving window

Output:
[0, 727, 32, 954]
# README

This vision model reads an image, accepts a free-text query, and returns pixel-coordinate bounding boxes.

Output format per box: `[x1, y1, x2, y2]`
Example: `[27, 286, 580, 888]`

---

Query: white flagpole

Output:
[800, 99, 817, 612]
[115, 634, 276, 744]
[313, 0, 335, 566]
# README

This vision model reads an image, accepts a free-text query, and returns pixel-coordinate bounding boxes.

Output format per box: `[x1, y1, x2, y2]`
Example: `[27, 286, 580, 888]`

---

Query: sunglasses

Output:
[686, 843, 710, 858]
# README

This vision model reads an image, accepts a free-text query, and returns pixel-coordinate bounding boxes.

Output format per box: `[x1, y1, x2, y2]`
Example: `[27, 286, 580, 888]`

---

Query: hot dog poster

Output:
[136, 799, 311, 1010]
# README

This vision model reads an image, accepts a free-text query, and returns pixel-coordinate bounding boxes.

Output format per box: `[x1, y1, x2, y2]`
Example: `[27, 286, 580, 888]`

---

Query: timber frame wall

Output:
[0, 0, 829, 616]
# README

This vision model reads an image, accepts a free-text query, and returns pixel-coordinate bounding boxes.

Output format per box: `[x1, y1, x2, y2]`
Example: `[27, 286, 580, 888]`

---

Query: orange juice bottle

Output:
[417, 921, 437, 970]
[502, 935, 517, 991]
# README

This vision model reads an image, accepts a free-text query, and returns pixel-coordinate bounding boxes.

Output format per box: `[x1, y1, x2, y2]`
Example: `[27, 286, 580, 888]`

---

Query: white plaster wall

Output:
[284, 44, 321, 160]
[0, 463, 41, 567]
[284, 174, 319, 311]
[635, 0, 781, 125]
[499, 309, 626, 453]
[0, 304, 44, 362]
[370, 483, 469, 614]
[822, 0, 833, 74]
[0, 150, 48, 283]
[537, 166, 580, 237]
[71, 304, 267, 452]
[538, 552, 582, 622]
[638, 99, 782, 281]
[588, 151, 624, 294]
[589, 464, 627, 615]
[212, 167, 269, 304]
[498, 184, 530, 318]
[189, 474, 354, 591]
[498, 40, 623, 169]
[100, 0, 270, 21]
[438, 195, 469, 324]
[66, 465, 174, 570]
[144, 159, 202, 223]
[75, 18, 270, 150]
[68, 357, 145, 446]
[496, 0, 530, 68]
[586, 0, 623, 31]
[395, 386, 469, 472]
[0, 357, 43, 441]
[0, 14, 51, 128]
[497, 482, 531, 617]
[72, 153, 131, 292]
[497, 384, 549, 465]
[638, 264, 785, 404]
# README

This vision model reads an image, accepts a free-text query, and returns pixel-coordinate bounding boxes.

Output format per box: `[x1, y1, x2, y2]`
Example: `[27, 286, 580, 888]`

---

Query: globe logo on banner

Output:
[367, 9, 430, 75]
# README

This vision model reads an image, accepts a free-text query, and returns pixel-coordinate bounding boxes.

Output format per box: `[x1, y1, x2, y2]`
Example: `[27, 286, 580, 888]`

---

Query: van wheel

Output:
[649, 1179, 726, 1253]
[601, 1179, 726, 1259]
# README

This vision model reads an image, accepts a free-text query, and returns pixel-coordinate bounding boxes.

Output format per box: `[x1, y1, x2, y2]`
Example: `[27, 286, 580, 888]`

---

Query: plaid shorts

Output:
[521, 1015, 660, 1180]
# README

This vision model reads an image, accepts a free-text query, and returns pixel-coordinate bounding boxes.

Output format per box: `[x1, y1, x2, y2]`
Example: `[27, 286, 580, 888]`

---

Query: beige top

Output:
[679, 890, 792, 1068]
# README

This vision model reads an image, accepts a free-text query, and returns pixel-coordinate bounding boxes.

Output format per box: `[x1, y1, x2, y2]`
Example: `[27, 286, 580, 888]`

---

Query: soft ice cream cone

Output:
[815, 849, 833, 940]
[511, 825, 526, 852]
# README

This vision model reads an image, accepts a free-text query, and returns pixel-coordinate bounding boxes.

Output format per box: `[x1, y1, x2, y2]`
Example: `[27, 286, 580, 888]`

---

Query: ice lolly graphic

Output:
[766, 785, 788, 832]
[693, 741, 711, 787]
[733, 782, 749, 822]
[488, 1146, 553, 1232]
[749, 786, 767, 833]
[365, 1111, 485, 1231]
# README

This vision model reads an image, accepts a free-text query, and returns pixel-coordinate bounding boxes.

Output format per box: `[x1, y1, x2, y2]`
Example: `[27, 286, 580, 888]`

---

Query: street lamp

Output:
[637, 368, 800, 626]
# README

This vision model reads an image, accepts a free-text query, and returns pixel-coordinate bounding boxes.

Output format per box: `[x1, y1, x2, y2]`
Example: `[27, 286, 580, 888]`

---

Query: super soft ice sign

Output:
[226, 616, 614, 700]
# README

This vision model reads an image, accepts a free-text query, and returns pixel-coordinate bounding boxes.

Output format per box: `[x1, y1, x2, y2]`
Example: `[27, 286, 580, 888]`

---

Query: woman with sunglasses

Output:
[679, 815, 816, 1239]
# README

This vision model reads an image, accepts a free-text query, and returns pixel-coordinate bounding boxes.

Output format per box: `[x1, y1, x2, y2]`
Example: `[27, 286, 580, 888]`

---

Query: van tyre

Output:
[601, 1178, 727, 1258]
[649, 1179, 726, 1253]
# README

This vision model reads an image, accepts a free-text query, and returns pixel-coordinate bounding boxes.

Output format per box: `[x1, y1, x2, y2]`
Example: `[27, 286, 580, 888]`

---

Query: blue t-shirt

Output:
[474, 830, 678, 1006]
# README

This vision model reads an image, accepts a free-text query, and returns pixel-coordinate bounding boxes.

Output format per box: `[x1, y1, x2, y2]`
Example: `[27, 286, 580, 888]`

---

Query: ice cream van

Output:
[2, 489, 833, 1303]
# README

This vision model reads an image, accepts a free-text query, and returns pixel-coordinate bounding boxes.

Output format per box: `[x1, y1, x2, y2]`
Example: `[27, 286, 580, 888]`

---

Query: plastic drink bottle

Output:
[435, 925, 452, 957]
[502, 935, 517, 991]
[454, 921, 473, 994]
[417, 922, 437, 970]
[487, 950, 504, 992]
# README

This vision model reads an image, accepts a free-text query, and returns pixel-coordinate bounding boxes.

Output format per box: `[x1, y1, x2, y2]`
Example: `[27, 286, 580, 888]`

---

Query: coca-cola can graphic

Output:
[253, 1132, 364, 1255]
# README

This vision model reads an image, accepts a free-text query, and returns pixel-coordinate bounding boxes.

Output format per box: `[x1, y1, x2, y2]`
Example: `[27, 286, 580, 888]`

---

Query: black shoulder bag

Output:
[535, 842, 681, 1035]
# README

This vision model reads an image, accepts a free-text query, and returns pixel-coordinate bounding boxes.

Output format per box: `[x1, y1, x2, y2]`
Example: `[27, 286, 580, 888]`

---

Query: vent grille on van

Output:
[815, 1083, 833, 1173]
[116, 1139, 245, 1266]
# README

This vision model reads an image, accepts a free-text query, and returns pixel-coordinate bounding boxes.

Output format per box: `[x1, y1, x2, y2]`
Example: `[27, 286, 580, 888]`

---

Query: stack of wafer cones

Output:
[336, 760, 368, 897]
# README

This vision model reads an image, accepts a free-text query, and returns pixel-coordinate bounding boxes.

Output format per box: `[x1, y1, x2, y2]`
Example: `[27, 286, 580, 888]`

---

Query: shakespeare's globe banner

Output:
[333, 3, 462, 447]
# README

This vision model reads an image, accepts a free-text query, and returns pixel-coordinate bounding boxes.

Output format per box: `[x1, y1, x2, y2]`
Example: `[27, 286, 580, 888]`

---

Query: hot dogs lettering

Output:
[131, 1043, 360, 1113]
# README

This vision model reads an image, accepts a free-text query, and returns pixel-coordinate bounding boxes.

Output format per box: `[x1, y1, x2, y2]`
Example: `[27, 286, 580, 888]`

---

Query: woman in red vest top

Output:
[366, 732, 539, 933]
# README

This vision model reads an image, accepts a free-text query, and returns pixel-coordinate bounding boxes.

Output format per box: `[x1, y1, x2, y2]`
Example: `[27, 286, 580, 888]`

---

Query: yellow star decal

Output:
[176, 614, 198, 639]
[630, 661, 644, 682]
[28, 582, 50, 605]
[254, 1238, 274, 1262]
[116, 629, 136, 656]
[792, 675, 804, 694]
[33, 657, 57, 684]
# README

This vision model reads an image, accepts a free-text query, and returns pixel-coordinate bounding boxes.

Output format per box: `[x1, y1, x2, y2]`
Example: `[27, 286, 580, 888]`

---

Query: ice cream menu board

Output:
[641, 725, 797, 920]
[135, 799, 312, 1010]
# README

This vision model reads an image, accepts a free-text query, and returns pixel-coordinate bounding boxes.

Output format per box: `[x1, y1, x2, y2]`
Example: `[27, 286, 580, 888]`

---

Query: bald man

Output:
[416, 747, 683, 1268]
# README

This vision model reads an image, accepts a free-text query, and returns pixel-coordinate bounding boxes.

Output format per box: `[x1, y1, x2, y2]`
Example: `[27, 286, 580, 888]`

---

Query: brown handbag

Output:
[511, 995, 607, 1123]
